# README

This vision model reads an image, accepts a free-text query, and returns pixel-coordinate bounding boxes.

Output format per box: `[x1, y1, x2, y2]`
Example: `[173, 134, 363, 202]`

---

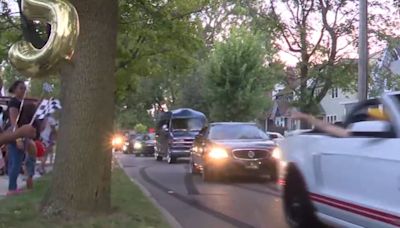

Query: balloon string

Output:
[13, 90, 27, 132]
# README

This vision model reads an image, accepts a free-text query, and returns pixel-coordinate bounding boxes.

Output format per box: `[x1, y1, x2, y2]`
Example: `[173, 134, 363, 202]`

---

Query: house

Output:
[320, 87, 358, 124]
[266, 87, 357, 132]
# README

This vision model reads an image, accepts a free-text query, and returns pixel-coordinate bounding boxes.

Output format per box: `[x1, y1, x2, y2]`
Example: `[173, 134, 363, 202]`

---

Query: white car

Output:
[275, 93, 400, 228]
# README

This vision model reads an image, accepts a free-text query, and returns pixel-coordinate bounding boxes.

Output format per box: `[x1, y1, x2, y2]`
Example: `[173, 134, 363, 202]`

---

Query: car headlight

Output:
[123, 145, 127, 151]
[134, 142, 142, 150]
[112, 136, 123, 146]
[272, 147, 282, 160]
[208, 148, 229, 159]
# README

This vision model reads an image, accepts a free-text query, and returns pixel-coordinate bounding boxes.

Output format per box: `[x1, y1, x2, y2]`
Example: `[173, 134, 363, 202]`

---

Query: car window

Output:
[209, 124, 270, 140]
[171, 118, 203, 131]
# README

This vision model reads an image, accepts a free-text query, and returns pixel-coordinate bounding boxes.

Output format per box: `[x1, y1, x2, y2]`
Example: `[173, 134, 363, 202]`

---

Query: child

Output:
[35, 140, 45, 175]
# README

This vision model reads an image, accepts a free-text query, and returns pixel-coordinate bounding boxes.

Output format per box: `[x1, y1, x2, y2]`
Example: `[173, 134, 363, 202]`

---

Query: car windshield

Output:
[171, 118, 203, 131]
[143, 133, 155, 141]
[209, 124, 270, 140]
[135, 133, 155, 141]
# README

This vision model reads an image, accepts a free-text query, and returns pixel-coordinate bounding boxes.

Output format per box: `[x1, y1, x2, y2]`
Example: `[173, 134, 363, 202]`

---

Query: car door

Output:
[312, 126, 400, 227]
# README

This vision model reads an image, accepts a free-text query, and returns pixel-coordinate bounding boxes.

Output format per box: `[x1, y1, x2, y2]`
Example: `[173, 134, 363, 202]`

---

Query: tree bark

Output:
[41, 0, 118, 217]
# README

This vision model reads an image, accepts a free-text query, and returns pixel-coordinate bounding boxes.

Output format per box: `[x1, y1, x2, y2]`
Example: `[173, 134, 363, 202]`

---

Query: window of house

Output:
[331, 88, 338, 98]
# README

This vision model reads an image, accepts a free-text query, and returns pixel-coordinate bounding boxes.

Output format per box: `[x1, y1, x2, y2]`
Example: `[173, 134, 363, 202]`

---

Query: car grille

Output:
[171, 138, 194, 150]
[232, 149, 271, 160]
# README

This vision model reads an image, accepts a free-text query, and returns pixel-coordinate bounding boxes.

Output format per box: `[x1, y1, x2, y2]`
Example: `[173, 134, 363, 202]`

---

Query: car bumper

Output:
[170, 150, 191, 158]
[206, 158, 277, 177]
[134, 146, 155, 154]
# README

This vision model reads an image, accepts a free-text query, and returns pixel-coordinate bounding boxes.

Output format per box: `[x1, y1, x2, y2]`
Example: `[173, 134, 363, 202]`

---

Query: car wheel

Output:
[283, 166, 322, 228]
[189, 159, 200, 175]
[155, 153, 163, 161]
[167, 154, 176, 164]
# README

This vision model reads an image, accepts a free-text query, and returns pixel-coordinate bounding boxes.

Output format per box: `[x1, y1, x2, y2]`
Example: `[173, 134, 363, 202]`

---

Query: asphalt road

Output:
[116, 153, 289, 228]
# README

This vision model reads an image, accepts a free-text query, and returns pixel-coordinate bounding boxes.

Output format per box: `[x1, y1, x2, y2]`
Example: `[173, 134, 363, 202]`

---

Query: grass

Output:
[0, 168, 170, 228]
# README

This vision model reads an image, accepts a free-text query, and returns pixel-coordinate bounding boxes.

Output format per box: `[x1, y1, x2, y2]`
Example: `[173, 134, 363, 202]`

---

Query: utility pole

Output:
[358, 0, 368, 101]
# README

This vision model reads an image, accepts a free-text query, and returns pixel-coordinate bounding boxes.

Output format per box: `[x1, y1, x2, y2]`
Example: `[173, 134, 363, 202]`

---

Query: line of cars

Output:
[152, 108, 281, 182]
[112, 108, 282, 183]
[111, 132, 156, 156]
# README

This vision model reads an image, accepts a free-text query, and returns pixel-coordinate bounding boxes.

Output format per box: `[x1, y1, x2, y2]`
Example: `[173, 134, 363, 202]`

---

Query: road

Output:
[116, 153, 289, 228]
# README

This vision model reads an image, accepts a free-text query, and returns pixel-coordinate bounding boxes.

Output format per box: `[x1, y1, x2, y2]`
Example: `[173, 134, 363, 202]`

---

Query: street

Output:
[116, 153, 289, 228]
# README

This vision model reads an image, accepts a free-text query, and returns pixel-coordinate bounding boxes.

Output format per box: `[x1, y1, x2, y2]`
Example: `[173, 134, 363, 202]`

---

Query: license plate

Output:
[245, 162, 259, 169]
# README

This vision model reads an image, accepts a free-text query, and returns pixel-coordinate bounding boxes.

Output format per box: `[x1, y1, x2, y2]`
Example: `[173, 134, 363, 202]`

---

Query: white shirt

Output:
[41, 116, 57, 142]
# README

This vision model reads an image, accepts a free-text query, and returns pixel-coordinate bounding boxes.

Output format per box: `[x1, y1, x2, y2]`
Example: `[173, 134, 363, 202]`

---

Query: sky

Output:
[4, 0, 400, 66]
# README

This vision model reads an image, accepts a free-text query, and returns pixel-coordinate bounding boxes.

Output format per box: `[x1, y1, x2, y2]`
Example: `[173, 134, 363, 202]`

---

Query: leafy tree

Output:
[134, 123, 147, 133]
[246, 0, 399, 115]
[115, 0, 207, 126]
[205, 27, 280, 121]
[174, 63, 210, 116]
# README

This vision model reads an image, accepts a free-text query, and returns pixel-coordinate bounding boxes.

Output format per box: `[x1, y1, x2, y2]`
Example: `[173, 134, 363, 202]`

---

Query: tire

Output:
[155, 153, 163, 161]
[283, 166, 323, 228]
[167, 154, 176, 164]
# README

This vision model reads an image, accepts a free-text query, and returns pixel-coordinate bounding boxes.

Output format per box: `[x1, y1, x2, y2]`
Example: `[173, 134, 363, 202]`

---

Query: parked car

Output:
[155, 108, 207, 164]
[190, 122, 278, 182]
[132, 133, 156, 156]
[276, 92, 400, 228]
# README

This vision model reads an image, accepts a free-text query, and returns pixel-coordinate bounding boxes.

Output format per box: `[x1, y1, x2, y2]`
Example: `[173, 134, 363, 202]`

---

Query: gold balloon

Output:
[8, 0, 79, 78]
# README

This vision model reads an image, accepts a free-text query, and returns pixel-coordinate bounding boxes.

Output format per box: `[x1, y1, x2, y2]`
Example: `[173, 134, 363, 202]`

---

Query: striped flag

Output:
[34, 98, 62, 120]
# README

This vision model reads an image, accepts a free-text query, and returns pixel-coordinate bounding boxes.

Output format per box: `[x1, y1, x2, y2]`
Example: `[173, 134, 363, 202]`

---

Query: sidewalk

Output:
[0, 162, 52, 197]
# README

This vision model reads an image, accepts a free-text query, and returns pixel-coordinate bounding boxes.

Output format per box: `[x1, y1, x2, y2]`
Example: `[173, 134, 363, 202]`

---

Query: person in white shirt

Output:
[40, 115, 57, 171]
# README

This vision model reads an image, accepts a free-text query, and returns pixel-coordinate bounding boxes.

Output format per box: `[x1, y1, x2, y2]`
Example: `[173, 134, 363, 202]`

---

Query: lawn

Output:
[0, 168, 170, 228]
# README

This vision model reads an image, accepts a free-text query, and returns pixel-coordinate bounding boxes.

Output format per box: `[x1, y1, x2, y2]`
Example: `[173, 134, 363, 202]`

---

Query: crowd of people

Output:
[0, 80, 58, 196]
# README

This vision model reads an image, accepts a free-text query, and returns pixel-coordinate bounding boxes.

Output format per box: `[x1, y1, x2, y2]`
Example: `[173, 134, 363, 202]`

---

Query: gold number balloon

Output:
[8, 0, 79, 78]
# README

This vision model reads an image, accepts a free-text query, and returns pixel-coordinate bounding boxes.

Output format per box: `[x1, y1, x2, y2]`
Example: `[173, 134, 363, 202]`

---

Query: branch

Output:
[309, 27, 325, 56]
[270, 0, 301, 53]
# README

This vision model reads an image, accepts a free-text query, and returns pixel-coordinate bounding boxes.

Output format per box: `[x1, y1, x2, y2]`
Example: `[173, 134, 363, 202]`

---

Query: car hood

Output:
[211, 140, 275, 150]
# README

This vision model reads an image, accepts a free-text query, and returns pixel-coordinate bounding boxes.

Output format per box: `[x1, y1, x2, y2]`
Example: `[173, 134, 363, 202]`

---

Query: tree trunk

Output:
[41, 0, 118, 217]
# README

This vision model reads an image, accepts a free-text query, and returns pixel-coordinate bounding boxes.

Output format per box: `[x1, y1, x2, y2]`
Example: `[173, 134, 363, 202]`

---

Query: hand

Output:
[15, 125, 36, 139]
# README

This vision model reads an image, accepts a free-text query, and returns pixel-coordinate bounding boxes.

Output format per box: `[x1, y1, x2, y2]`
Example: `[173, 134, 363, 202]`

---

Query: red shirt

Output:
[35, 140, 45, 157]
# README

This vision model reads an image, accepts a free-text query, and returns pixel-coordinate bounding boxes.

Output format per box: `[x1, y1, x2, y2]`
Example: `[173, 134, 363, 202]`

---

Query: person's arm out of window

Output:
[291, 111, 350, 137]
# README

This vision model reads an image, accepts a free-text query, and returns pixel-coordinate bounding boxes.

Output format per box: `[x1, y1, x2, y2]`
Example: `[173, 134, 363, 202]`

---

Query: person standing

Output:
[40, 114, 57, 169]
[18, 102, 41, 189]
[6, 80, 28, 195]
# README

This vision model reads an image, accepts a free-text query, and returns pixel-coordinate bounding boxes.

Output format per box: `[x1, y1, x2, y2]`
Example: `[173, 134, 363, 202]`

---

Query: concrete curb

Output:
[114, 156, 183, 228]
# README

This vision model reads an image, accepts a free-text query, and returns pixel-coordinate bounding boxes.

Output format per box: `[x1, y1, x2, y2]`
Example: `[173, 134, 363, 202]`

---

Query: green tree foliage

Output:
[174, 63, 210, 116]
[246, 0, 399, 114]
[134, 123, 148, 133]
[115, 0, 208, 128]
[205, 28, 281, 121]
